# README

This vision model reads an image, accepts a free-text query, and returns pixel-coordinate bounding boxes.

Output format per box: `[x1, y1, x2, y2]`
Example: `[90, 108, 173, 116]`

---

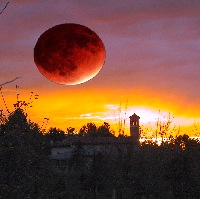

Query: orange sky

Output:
[1, 0, 200, 137]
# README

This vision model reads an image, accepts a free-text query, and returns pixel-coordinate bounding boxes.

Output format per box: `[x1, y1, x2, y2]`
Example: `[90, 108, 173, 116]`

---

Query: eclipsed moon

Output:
[34, 23, 106, 85]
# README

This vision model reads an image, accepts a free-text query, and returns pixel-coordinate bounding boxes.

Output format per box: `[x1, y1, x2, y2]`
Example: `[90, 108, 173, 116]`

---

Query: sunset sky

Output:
[1, 0, 200, 136]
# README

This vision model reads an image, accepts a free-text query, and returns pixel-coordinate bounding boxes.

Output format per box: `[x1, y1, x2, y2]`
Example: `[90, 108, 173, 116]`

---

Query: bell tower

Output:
[129, 113, 140, 145]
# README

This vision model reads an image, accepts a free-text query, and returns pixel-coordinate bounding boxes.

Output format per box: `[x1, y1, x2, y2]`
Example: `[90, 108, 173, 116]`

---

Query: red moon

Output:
[34, 23, 105, 85]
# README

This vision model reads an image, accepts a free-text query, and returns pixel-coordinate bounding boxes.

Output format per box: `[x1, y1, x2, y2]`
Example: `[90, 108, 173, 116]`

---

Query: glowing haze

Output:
[0, 0, 200, 136]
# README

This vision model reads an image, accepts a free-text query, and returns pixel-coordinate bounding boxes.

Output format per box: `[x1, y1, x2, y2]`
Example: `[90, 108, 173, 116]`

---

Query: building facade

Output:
[129, 113, 140, 145]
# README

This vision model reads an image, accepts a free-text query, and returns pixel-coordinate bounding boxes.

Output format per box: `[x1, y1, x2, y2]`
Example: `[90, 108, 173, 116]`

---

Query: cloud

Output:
[80, 112, 106, 120]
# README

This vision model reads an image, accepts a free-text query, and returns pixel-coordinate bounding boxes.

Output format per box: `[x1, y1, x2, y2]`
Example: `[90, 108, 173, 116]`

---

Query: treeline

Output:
[61, 142, 200, 199]
[0, 108, 50, 198]
[0, 108, 200, 198]
[44, 122, 115, 142]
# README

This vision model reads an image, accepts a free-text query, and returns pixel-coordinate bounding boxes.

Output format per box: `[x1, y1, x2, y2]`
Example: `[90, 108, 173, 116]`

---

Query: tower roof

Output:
[129, 113, 140, 119]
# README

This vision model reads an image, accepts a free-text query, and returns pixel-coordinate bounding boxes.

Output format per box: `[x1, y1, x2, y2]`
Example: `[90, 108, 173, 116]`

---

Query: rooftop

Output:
[51, 136, 133, 147]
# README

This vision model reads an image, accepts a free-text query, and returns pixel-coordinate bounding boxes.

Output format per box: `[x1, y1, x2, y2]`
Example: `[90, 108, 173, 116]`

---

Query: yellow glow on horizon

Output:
[1, 86, 200, 137]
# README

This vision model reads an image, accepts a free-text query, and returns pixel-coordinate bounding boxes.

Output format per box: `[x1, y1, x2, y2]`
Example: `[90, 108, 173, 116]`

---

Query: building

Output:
[50, 113, 140, 173]
[130, 113, 140, 145]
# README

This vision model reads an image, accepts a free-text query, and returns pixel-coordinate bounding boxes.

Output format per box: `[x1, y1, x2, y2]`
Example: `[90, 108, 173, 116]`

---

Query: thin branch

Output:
[0, 2, 9, 15]
[0, 77, 22, 87]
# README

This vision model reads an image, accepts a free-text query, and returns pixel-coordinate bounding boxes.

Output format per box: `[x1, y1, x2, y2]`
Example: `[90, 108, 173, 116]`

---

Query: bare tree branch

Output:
[0, 2, 9, 15]
[0, 77, 22, 87]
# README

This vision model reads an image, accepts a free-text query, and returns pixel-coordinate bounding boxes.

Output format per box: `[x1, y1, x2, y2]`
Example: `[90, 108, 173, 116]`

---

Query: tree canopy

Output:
[0, 108, 50, 198]
[0, 108, 199, 198]
[78, 122, 114, 137]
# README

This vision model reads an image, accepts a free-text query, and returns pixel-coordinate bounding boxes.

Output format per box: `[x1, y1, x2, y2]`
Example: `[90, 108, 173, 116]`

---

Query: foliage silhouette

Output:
[0, 108, 51, 198]
[44, 127, 66, 142]
[78, 122, 114, 137]
[0, 107, 199, 198]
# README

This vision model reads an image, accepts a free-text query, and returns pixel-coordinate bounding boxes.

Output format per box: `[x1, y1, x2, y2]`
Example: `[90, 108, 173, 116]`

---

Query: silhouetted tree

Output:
[0, 108, 50, 198]
[64, 142, 92, 198]
[165, 152, 199, 198]
[97, 122, 114, 137]
[45, 127, 66, 142]
[78, 124, 87, 137]
[86, 122, 98, 137]
[66, 126, 76, 136]
[78, 122, 114, 137]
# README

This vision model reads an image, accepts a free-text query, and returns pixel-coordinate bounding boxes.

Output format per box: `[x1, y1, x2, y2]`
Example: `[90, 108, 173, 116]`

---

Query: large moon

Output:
[34, 23, 105, 85]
